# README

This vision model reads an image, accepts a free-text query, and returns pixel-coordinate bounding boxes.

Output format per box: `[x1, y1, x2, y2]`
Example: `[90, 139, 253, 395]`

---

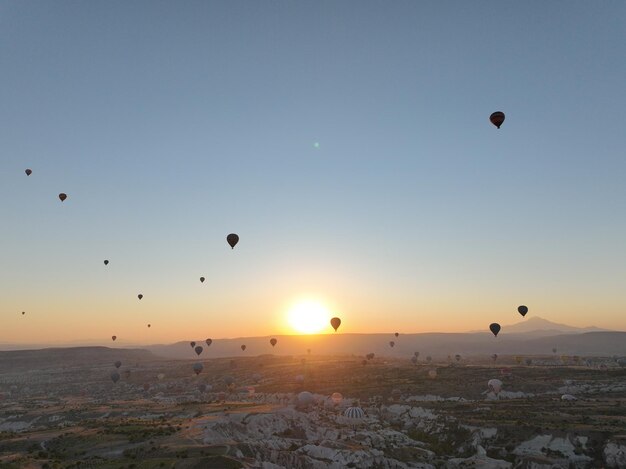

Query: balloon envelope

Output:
[205, 338, 212, 346]
[331, 392, 343, 405]
[111, 335, 116, 341]
[488, 378, 503, 395]
[389, 341, 395, 348]
[110, 371, 120, 383]
[193, 363, 203, 375]
[190, 341, 196, 348]
[114, 361, 121, 369]
[194, 346, 203, 356]
[270, 338, 277, 347]
[200, 277, 205, 283]
[25, 169, 32, 176]
[138, 294, 143, 300]
[227, 233, 239, 249]
[518, 305, 528, 317]
[104, 260, 109, 265]
[58, 193, 67, 202]
[489, 323, 501, 337]
[241, 344, 246, 351]
[330, 317, 341, 332]
[394, 332, 399, 338]
[490, 111, 505, 129]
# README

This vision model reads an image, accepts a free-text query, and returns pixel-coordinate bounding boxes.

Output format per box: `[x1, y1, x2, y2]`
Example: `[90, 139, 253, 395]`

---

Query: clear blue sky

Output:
[1, 1, 625, 343]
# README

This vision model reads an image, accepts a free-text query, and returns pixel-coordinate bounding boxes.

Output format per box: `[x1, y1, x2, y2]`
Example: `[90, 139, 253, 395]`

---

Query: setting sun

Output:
[287, 300, 331, 334]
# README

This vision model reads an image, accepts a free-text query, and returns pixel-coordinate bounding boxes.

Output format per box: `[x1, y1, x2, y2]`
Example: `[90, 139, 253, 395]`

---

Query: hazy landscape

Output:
[1, 319, 625, 468]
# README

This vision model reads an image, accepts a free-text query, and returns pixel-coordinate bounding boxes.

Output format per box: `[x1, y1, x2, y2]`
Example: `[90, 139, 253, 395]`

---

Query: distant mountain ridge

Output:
[498, 316, 608, 334]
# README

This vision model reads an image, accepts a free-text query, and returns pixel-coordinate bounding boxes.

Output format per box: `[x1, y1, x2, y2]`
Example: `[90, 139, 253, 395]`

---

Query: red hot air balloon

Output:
[25, 169, 32, 176]
[489, 323, 501, 337]
[330, 317, 341, 332]
[58, 193, 67, 202]
[111, 335, 117, 341]
[490, 111, 505, 129]
[241, 344, 247, 351]
[227, 233, 239, 249]
[270, 338, 277, 347]
[518, 305, 528, 317]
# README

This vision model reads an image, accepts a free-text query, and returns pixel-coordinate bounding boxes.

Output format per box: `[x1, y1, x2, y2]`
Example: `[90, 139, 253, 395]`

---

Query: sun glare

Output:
[287, 300, 330, 334]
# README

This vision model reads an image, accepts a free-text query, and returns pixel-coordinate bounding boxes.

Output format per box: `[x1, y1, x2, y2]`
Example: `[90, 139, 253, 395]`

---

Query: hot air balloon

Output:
[489, 323, 501, 337]
[489, 111, 505, 129]
[389, 341, 395, 348]
[518, 305, 528, 317]
[58, 193, 67, 202]
[193, 363, 203, 375]
[270, 338, 277, 347]
[190, 341, 196, 348]
[411, 356, 417, 365]
[198, 383, 207, 393]
[552, 348, 557, 354]
[330, 317, 341, 332]
[331, 392, 343, 405]
[525, 358, 532, 366]
[111, 335, 117, 341]
[147, 324, 151, 328]
[394, 332, 399, 338]
[241, 344, 246, 351]
[137, 294, 143, 300]
[223, 375, 235, 386]
[426, 356, 432, 363]
[488, 378, 503, 395]
[414, 352, 419, 358]
[205, 338, 212, 346]
[455, 354, 461, 362]
[366, 353, 375, 360]
[104, 260, 109, 265]
[200, 277, 205, 283]
[110, 371, 120, 383]
[25, 169, 32, 176]
[194, 346, 203, 356]
[227, 233, 239, 249]
[22, 311, 25, 315]
[114, 361, 121, 369]
[252, 373, 263, 384]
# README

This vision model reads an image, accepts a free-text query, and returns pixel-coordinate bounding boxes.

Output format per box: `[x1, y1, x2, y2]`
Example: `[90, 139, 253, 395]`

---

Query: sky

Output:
[1, 1, 625, 345]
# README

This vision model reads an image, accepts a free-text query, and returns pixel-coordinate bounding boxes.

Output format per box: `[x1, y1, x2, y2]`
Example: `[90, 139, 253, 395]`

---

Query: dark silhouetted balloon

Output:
[58, 193, 67, 202]
[110, 371, 120, 383]
[394, 332, 399, 338]
[205, 338, 212, 346]
[366, 353, 375, 360]
[490, 111, 505, 129]
[518, 305, 528, 317]
[489, 323, 501, 337]
[111, 335, 116, 341]
[227, 233, 239, 249]
[147, 324, 151, 328]
[22, 311, 25, 315]
[190, 341, 196, 348]
[193, 362, 203, 375]
[114, 360, 121, 369]
[25, 169, 32, 176]
[455, 354, 461, 362]
[194, 346, 203, 356]
[389, 341, 395, 348]
[104, 260, 109, 265]
[200, 277, 205, 283]
[241, 344, 246, 351]
[270, 338, 277, 347]
[137, 294, 143, 300]
[330, 317, 341, 332]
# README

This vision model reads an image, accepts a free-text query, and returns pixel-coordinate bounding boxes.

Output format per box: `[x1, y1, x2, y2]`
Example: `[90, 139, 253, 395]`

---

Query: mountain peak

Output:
[503, 316, 607, 334]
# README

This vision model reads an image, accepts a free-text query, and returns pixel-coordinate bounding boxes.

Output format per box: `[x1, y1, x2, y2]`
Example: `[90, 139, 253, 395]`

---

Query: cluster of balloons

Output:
[488, 305, 529, 337]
